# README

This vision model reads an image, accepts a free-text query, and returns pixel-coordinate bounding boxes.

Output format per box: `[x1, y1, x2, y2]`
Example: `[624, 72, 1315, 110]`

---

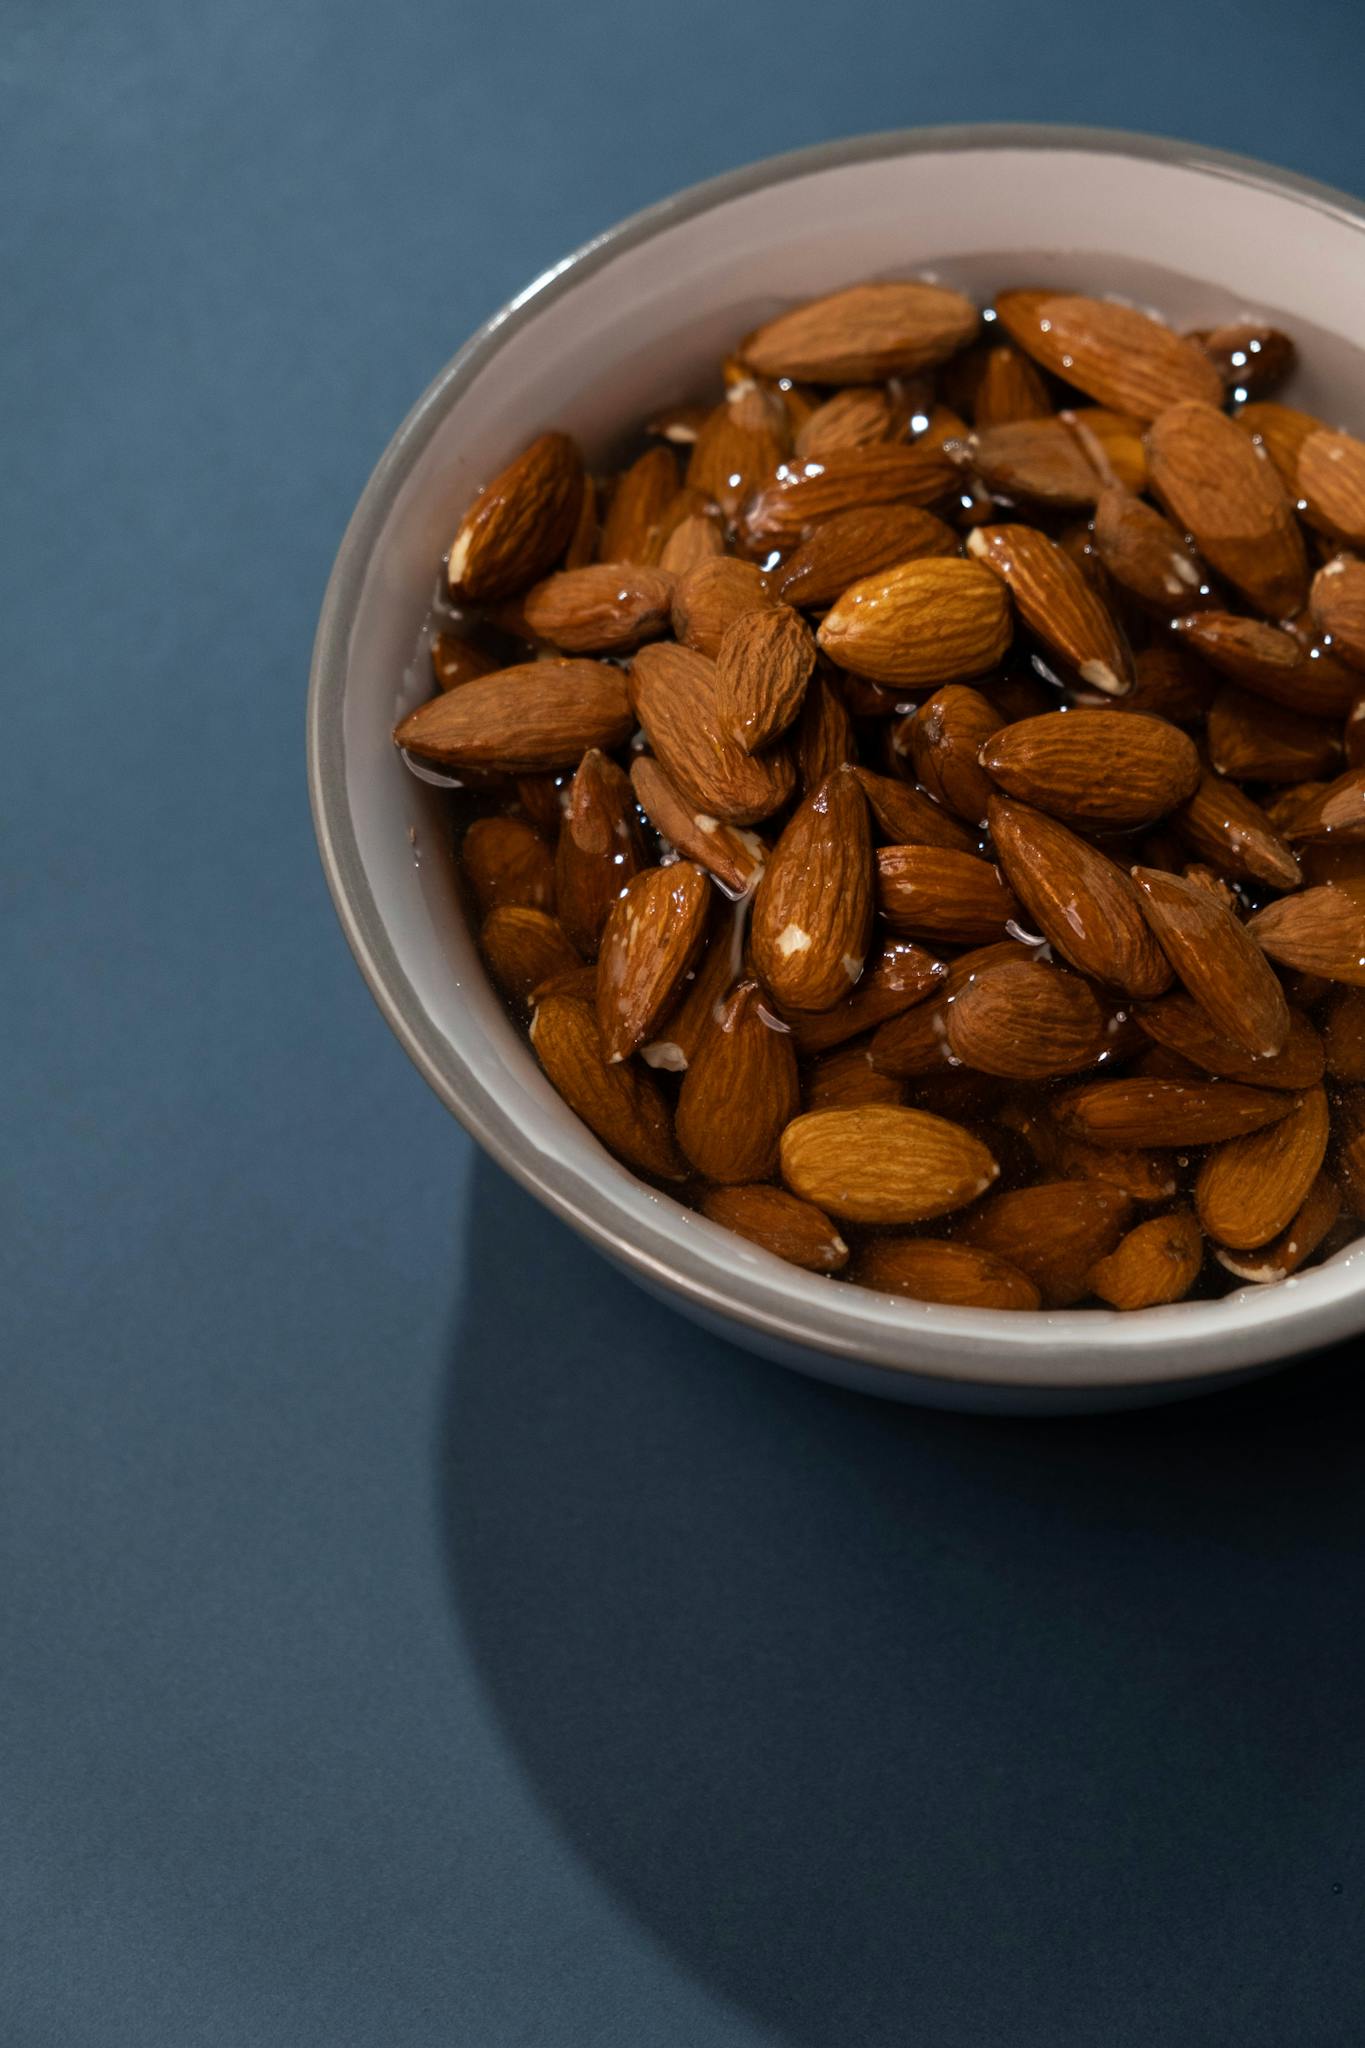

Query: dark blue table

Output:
[6, 3, 1365, 2040]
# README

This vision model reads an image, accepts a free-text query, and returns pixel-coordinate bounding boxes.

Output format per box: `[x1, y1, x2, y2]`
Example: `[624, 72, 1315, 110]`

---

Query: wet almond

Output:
[740, 280, 980, 384]
[780, 1104, 998, 1224]
[671, 555, 775, 659]
[699, 1183, 849, 1273]
[530, 994, 684, 1180]
[595, 862, 711, 1063]
[773, 503, 958, 609]
[1086, 1210, 1204, 1309]
[715, 604, 816, 752]
[1131, 864, 1290, 1058]
[1196, 1087, 1329, 1249]
[967, 523, 1133, 697]
[987, 797, 1173, 997]
[858, 1238, 1041, 1310]
[1146, 401, 1308, 619]
[980, 711, 1200, 828]
[876, 845, 1019, 943]
[994, 291, 1223, 418]
[750, 768, 874, 1011]
[675, 981, 800, 1183]
[817, 555, 1013, 687]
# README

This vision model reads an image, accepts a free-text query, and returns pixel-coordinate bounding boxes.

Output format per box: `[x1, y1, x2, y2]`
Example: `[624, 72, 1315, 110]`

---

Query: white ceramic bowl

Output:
[308, 124, 1365, 1413]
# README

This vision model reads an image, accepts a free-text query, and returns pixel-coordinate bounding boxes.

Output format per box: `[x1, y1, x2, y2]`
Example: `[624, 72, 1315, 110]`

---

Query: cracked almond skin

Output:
[994, 292, 1223, 419]
[629, 641, 795, 826]
[1050, 1078, 1296, 1148]
[817, 556, 1012, 688]
[780, 1104, 998, 1225]
[743, 445, 961, 548]
[858, 1238, 1041, 1310]
[853, 767, 977, 854]
[980, 711, 1200, 829]
[968, 523, 1133, 696]
[986, 798, 1173, 998]
[876, 844, 1019, 943]
[530, 994, 684, 1180]
[598, 445, 677, 563]
[698, 1184, 849, 1273]
[715, 604, 816, 752]
[522, 563, 675, 653]
[394, 660, 634, 773]
[1207, 685, 1342, 785]
[1196, 1087, 1330, 1250]
[1246, 884, 1365, 986]
[461, 816, 556, 915]
[1086, 1210, 1205, 1309]
[1092, 485, 1209, 612]
[671, 556, 775, 659]
[555, 749, 649, 955]
[944, 952, 1111, 1079]
[907, 686, 1002, 825]
[778, 939, 946, 1053]
[595, 862, 711, 1064]
[675, 981, 800, 1183]
[480, 906, 580, 1009]
[1297, 428, 1365, 548]
[628, 754, 766, 897]
[955, 1180, 1134, 1307]
[774, 503, 958, 609]
[1214, 1173, 1342, 1283]
[739, 280, 980, 384]
[1134, 995, 1323, 1091]
[446, 431, 584, 601]
[1310, 555, 1365, 671]
[750, 768, 873, 1011]
[1131, 865, 1290, 1059]
[1146, 402, 1308, 619]
[1174, 770, 1302, 892]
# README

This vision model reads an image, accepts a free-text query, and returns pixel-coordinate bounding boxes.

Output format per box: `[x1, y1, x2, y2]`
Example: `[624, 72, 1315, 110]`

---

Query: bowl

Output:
[308, 123, 1365, 1414]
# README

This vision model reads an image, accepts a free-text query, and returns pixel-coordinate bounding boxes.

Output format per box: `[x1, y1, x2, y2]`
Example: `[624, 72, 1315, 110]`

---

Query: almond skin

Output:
[431, 632, 498, 691]
[945, 953, 1111, 1079]
[522, 563, 675, 653]
[461, 815, 556, 915]
[805, 1044, 905, 1110]
[795, 387, 897, 459]
[778, 938, 947, 1053]
[780, 1104, 998, 1224]
[868, 942, 1021, 1078]
[1245, 883, 1365, 986]
[1061, 407, 1149, 492]
[658, 509, 725, 576]
[1310, 555, 1365, 672]
[817, 556, 1012, 688]
[1134, 995, 1323, 1091]
[686, 383, 789, 518]
[740, 280, 979, 384]
[1233, 400, 1324, 486]
[671, 556, 775, 659]
[1207, 685, 1342, 785]
[530, 993, 684, 1180]
[986, 797, 1173, 998]
[675, 981, 800, 1183]
[973, 343, 1052, 427]
[1195, 321, 1295, 397]
[744, 446, 960, 548]
[955, 1179, 1133, 1306]
[1196, 1087, 1329, 1249]
[480, 906, 580, 1009]
[599, 445, 678, 563]
[1174, 770, 1302, 892]
[795, 669, 856, 789]
[1280, 766, 1365, 843]
[877, 844, 1019, 943]
[1092, 485, 1209, 612]
[1174, 613, 1359, 718]
[750, 768, 873, 1010]
[966, 523, 1133, 697]
[595, 862, 712, 1064]
[1086, 1210, 1204, 1309]
[1214, 1173, 1342, 1283]
[1118, 646, 1216, 725]
[554, 749, 649, 955]
[1298, 429, 1365, 548]
[907, 685, 1002, 825]
[446, 431, 584, 601]
[994, 292, 1223, 419]
[1050, 1078, 1296, 1148]
[715, 605, 816, 752]
[394, 660, 633, 773]
[1322, 987, 1365, 1080]
[530, 964, 599, 1007]
[628, 755, 767, 898]
[629, 641, 795, 826]
[774, 504, 958, 609]
[980, 711, 1200, 829]
[1131, 865, 1290, 1059]
[698, 1184, 849, 1273]
[1146, 402, 1308, 619]
[971, 418, 1102, 508]
[651, 925, 738, 1069]
[853, 767, 978, 853]
[857, 1239, 1041, 1310]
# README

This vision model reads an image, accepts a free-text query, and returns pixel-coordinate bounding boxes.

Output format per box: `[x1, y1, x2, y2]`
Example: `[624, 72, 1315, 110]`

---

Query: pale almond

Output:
[817, 555, 1012, 688]
[779, 1103, 998, 1224]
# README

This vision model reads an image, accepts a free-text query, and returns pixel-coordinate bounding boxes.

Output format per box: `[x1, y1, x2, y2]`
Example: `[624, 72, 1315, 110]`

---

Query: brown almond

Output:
[598, 445, 677, 564]
[1174, 612, 1359, 717]
[981, 711, 1199, 828]
[675, 981, 799, 1182]
[1174, 770, 1302, 891]
[795, 387, 897, 459]
[1117, 646, 1216, 725]
[595, 862, 711, 1063]
[649, 924, 738, 1070]
[698, 1183, 849, 1273]
[1310, 555, 1365, 671]
[1280, 766, 1365, 843]
[715, 605, 816, 752]
[877, 844, 1019, 943]
[780, 1103, 997, 1224]
[778, 938, 947, 1053]
[522, 563, 675, 654]
[740, 280, 979, 384]
[854, 766, 977, 852]
[955, 1179, 1133, 1307]
[1298, 429, 1365, 548]
[1323, 987, 1365, 1080]
[795, 668, 857, 788]
[994, 291, 1223, 419]
[1131, 864, 1290, 1058]
[480, 906, 580, 1008]
[973, 344, 1052, 428]
[1051, 1078, 1295, 1147]
[686, 383, 789, 517]
[1061, 407, 1149, 491]
[554, 749, 649, 954]
[628, 755, 767, 897]
[1196, 1087, 1329, 1249]
[658, 510, 725, 576]
[446, 431, 583, 601]
[750, 768, 873, 1010]
[1214, 1172, 1342, 1282]
[529, 963, 598, 1007]
[671, 555, 775, 659]
[858, 1238, 1041, 1309]
[1233, 399, 1323, 486]
[869, 942, 1022, 1077]
[1092, 485, 1209, 611]
[1086, 1210, 1204, 1309]
[945, 953, 1111, 1079]
[1002, 1105, 1178, 1202]
[805, 1044, 905, 1110]
[431, 632, 498, 692]
[1246, 883, 1365, 985]
[461, 815, 556, 915]
[774, 504, 958, 610]
[530, 993, 684, 1180]
[1195, 322, 1295, 397]
[817, 555, 1012, 688]
[1146, 402, 1308, 618]
[629, 641, 795, 825]
[971, 419, 1102, 508]
[986, 797, 1172, 996]
[1134, 993, 1323, 1091]
[744, 445, 960, 548]
[907, 685, 1002, 825]
[514, 775, 565, 839]
[394, 660, 633, 773]
[1207, 685, 1341, 785]
[967, 524, 1132, 697]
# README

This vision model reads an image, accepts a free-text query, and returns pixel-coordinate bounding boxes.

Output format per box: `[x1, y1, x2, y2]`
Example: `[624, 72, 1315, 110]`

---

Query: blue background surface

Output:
[6, 3, 1365, 2041]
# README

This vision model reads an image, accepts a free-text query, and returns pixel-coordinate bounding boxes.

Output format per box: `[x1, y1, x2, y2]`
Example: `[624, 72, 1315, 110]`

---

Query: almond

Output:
[906, 685, 1002, 825]
[1338, 1089, 1365, 1215]
[530, 963, 599, 1007]
[945, 952, 1111, 1078]
[1233, 400, 1323, 486]
[1322, 987, 1365, 1080]
[1196, 1086, 1329, 1248]
[795, 387, 897, 459]
[595, 862, 711, 1063]
[858, 1238, 1041, 1309]
[1134, 994, 1323, 1091]
[750, 768, 873, 1009]
[1280, 766, 1365, 843]
[817, 555, 1012, 688]
[955, 1179, 1133, 1306]
[1174, 770, 1302, 891]
[778, 937, 947, 1053]
[993, 291, 1223, 418]
[1060, 407, 1149, 491]
[1001, 1105, 1178, 1203]
[645, 403, 710, 447]
[480, 905, 580, 1008]
[795, 668, 857, 788]
[522, 563, 675, 653]
[446, 431, 584, 601]
[1050, 1077, 1296, 1147]
[740, 280, 979, 384]
[980, 711, 1199, 828]
[1195, 321, 1295, 397]
[1092, 485, 1209, 611]
[869, 942, 1020, 1077]
[743, 446, 960, 548]
[1174, 612, 1359, 717]
[1246, 883, 1365, 985]
[1310, 555, 1365, 671]
[1116, 646, 1215, 725]
[987, 797, 1173, 997]
[686, 383, 789, 517]
[658, 510, 725, 576]
[628, 754, 767, 897]
[966, 523, 1132, 697]
[651, 923, 738, 1069]
[675, 981, 799, 1182]
[394, 660, 633, 773]
[698, 1183, 849, 1273]
[805, 1043, 905, 1110]
[1146, 402, 1308, 619]
[530, 993, 684, 1180]
[780, 1103, 998, 1223]
[431, 632, 498, 692]
[1086, 1210, 1204, 1308]
[877, 844, 1019, 943]
[715, 605, 816, 752]
[671, 556, 775, 659]
[598, 445, 677, 563]
[854, 766, 977, 853]
[973, 344, 1052, 428]
[1214, 1172, 1342, 1283]
[1298, 428, 1365, 547]
[629, 641, 795, 825]
[1131, 864, 1290, 1058]
[970, 418, 1102, 508]
[554, 749, 649, 954]
[461, 815, 556, 915]
[1206, 685, 1342, 785]
[773, 504, 958, 609]
[514, 775, 565, 839]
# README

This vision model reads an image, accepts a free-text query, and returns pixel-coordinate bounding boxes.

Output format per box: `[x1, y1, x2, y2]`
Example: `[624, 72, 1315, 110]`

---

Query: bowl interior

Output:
[312, 130, 1365, 1391]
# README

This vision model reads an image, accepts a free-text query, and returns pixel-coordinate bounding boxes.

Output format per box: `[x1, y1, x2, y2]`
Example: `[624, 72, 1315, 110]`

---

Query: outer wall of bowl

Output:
[309, 124, 1365, 1414]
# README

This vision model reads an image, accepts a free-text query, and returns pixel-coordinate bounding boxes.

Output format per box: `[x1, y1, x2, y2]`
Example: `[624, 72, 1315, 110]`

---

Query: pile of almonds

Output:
[393, 277, 1365, 1313]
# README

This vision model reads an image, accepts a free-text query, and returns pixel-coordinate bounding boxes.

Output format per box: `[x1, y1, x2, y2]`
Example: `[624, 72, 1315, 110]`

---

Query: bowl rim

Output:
[307, 121, 1365, 1392]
